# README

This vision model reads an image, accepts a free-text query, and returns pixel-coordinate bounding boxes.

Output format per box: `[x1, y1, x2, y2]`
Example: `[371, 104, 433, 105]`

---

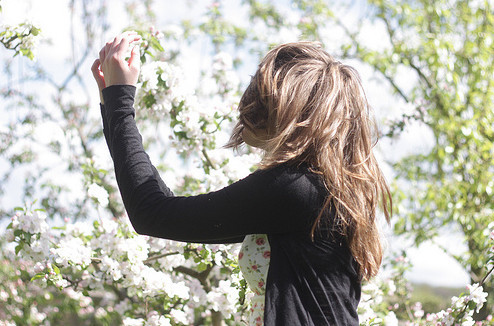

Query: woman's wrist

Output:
[101, 85, 137, 112]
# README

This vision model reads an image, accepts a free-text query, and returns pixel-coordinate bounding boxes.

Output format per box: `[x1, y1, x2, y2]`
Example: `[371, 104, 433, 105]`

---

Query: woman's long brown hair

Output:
[227, 42, 392, 280]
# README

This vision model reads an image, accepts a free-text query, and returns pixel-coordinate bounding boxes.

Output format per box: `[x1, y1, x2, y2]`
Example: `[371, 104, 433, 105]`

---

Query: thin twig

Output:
[202, 149, 217, 170]
[143, 251, 181, 264]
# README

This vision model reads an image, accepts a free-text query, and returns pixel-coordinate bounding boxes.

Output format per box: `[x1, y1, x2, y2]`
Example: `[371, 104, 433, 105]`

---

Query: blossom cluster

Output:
[6, 206, 247, 325]
[0, 22, 41, 60]
[357, 244, 494, 326]
[5, 209, 51, 261]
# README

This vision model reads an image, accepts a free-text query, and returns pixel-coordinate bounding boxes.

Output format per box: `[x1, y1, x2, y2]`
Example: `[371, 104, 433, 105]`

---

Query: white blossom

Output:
[466, 283, 488, 312]
[11, 210, 49, 234]
[169, 308, 189, 324]
[51, 237, 92, 267]
[383, 311, 398, 326]
[87, 183, 109, 207]
[206, 279, 239, 318]
[123, 317, 145, 326]
[100, 256, 122, 281]
[146, 311, 171, 326]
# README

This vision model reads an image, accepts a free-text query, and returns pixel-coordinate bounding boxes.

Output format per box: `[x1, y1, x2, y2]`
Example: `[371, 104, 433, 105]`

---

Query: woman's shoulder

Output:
[254, 162, 325, 189]
[248, 162, 328, 209]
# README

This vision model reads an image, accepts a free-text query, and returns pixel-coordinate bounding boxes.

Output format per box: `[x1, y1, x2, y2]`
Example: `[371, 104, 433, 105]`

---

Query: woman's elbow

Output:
[131, 223, 148, 236]
[127, 211, 152, 236]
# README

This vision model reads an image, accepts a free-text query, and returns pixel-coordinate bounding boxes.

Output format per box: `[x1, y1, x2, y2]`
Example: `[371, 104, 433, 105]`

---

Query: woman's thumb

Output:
[91, 59, 105, 89]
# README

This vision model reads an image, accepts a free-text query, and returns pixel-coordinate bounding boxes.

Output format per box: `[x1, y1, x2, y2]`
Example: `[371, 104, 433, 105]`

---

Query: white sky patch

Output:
[406, 238, 470, 287]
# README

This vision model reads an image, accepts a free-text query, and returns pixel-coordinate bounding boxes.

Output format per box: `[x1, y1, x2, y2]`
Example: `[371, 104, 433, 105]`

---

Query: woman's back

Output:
[236, 164, 360, 325]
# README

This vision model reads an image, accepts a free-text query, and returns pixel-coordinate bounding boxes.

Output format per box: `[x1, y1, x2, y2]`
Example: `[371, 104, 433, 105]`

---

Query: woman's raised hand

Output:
[91, 31, 141, 103]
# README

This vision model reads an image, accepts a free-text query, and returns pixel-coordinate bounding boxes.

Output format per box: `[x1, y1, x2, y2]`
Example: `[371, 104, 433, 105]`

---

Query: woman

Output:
[91, 32, 391, 325]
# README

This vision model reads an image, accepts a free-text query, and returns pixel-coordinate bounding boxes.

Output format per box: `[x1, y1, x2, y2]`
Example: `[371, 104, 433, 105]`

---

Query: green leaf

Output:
[31, 26, 40, 36]
[15, 243, 24, 255]
[31, 273, 46, 281]
[149, 37, 164, 53]
[197, 262, 208, 272]
[52, 264, 60, 275]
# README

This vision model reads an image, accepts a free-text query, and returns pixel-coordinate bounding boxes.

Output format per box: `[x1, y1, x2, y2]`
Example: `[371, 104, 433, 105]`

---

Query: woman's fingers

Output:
[103, 42, 112, 61]
[95, 31, 142, 88]
[109, 33, 141, 62]
[99, 41, 111, 65]
[99, 31, 140, 63]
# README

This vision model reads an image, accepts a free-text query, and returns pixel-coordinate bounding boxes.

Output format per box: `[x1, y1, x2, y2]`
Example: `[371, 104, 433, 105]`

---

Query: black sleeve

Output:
[100, 102, 173, 199]
[101, 85, 313, 244]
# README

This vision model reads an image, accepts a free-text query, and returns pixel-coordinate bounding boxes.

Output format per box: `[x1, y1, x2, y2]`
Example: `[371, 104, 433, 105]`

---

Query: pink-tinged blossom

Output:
[411, 302, 424, 318]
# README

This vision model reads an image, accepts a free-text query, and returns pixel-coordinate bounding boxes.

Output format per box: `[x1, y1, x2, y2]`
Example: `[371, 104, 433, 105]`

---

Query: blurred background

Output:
[0, 0, 492, 324]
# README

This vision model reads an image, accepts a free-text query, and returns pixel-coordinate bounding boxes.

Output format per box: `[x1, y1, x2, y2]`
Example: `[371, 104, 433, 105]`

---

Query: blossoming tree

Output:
[0, 0, 493, 325]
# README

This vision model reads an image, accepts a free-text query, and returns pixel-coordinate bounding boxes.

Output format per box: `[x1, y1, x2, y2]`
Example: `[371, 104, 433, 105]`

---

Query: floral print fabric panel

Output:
[238, 234, 271, 326]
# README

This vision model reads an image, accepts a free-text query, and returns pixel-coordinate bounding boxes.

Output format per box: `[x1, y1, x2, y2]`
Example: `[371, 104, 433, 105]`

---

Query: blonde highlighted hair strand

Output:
[228, 42, 392, 280]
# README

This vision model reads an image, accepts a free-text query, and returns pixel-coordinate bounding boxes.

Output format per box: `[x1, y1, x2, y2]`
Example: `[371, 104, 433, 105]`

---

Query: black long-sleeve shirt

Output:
[100, 85, 361, 325]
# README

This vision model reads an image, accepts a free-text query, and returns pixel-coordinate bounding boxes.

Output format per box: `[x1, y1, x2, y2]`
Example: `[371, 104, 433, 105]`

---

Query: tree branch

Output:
[143, 251, 181, 264]
[334, 16, 410, 103]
